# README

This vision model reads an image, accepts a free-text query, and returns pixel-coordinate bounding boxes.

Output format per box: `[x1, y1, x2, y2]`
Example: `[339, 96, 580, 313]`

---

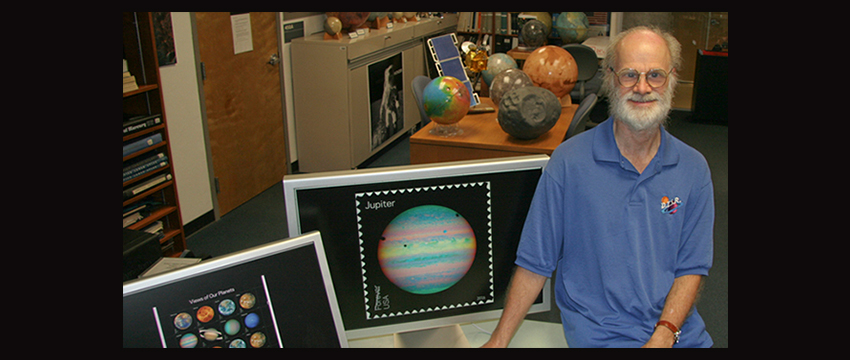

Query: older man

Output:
[483, 26, 714, 348]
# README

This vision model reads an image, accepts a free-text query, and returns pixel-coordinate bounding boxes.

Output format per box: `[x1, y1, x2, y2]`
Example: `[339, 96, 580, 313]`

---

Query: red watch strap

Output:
[655, 320, 679, 334]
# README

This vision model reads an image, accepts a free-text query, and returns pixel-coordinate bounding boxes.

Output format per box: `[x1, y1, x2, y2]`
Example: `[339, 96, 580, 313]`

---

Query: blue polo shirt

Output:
[516, 117, 714, 347]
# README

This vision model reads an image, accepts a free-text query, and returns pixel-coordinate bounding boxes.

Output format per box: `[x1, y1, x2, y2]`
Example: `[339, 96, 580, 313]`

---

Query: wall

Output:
[159, 12, 213, 229]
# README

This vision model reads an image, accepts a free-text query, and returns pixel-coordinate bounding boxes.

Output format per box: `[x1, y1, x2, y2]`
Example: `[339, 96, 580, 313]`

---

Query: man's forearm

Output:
[644, 274, 704, 347]
[482, 266, 548, 348]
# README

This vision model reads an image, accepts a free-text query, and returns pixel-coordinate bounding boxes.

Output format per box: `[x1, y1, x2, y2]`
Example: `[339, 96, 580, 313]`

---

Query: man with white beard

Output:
[483, 26, 715, 348]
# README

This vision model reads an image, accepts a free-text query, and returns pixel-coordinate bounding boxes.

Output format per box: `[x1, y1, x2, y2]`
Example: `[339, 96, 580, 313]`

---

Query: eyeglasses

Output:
[611, 68, 673, 89]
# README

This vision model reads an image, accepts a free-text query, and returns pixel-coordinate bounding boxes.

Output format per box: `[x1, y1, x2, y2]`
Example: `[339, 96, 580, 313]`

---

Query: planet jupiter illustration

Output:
[377, 205, 476, 295]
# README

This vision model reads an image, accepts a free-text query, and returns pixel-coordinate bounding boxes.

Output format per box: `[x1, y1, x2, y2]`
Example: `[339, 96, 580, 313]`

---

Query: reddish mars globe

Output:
[522, 45, 578, 99]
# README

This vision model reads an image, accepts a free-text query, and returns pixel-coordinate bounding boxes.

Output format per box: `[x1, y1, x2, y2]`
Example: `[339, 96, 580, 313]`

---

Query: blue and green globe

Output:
[554, 12, 590, 44]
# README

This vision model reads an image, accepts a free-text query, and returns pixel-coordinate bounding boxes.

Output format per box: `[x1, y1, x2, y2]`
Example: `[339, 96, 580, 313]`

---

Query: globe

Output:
[368, 12, 388, 21]
[497, 86, 562, 140]
[489, 68, 534, 107]
[377, 205, 476, 295]
[520, 12, 552, 36]
[522, 45, 578, 101]
[481, 53, 517, 87]
[423, 76, 471, 136]
[520, 19, 548, 48]
[324, 16, 342, 36]
[554, 12, 590, 44]
[326, 12, 370, 33]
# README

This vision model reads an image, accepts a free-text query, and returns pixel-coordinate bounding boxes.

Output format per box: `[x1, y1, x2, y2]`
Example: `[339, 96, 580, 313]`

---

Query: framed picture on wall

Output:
[368, 53, 404, 151]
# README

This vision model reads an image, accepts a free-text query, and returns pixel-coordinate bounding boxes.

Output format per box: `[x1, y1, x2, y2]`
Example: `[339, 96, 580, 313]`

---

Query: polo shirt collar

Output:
[592, 117, 680, 168]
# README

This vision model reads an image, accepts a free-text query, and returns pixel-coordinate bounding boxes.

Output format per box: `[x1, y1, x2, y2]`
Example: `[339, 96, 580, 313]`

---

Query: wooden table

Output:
[410, 97, 577, 164]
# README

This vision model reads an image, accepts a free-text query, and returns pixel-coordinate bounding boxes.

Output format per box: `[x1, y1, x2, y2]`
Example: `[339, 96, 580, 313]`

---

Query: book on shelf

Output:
[123, 113, 162, 136]
[123, 133, 163, 157]
[123, 199, 162, 218]
[123, 152, 169, 182]
[123, 173, 172, 200]
[124, 71, 139, 93]
[123, 199, 165, 228]
[142, 220, 164, 236]
[124, 211, 143, 228]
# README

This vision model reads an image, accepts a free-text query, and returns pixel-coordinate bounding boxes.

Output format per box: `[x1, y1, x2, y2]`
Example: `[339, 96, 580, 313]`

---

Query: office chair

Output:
[562, 44, 600, 102]
[564, 93, 597, 141]
[412, 75, 433, 127]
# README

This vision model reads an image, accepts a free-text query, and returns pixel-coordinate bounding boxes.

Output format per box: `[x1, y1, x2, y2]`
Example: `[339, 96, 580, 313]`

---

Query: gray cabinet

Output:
[291, 15, 457, 172]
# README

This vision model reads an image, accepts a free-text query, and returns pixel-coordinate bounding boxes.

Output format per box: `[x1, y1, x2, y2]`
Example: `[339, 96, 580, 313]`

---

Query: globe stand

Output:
[430, 123, 463, 137]
[559, 95, 573, 108]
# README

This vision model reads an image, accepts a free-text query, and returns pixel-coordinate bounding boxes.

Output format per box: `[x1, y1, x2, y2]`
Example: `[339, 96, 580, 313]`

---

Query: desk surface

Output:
[347, 319, 568, 348]
[410, 97, 577, 164]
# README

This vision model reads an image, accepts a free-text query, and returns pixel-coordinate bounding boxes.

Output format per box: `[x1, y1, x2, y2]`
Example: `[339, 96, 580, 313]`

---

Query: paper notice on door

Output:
[231, 13, 253, 54]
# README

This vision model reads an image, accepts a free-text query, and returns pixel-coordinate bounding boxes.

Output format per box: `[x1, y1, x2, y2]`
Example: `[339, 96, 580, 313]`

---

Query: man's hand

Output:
[641, 326, 676, 348]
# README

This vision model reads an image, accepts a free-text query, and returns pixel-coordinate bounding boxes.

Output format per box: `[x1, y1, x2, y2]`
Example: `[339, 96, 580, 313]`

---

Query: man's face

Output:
[609, 31, 676, 132]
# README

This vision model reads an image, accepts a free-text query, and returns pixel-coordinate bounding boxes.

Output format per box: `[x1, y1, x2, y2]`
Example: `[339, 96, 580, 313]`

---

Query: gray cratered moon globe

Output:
[497, 86, 562, 140]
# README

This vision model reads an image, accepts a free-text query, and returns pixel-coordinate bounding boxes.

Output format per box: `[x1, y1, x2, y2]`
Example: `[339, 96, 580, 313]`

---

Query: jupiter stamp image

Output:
[355, 182, 494, 320]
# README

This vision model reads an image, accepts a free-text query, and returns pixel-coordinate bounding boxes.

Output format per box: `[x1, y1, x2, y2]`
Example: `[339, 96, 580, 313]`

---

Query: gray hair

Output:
[601, 26, 682, 97]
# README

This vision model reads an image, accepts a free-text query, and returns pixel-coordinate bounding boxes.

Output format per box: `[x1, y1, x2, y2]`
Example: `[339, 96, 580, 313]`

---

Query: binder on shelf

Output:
[123, 173, 172, 200]
[123, 133, 163, 157]
[123, 152, 168, 182]
[123, 114, 162, 136]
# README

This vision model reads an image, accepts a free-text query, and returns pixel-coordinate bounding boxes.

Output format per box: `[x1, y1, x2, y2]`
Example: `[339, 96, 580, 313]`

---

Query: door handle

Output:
[268, 53, 280, 66]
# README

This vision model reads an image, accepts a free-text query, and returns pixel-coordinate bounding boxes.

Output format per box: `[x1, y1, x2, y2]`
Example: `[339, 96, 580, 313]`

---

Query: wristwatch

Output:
[655, 320, 681, 344]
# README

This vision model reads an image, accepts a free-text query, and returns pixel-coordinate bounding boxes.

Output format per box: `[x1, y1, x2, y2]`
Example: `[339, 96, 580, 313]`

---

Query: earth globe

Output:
[497, 86, 562, 140]
[520, 19, 548, 49]
[423, 76, 471, 137]
[481, 53, 517, 87]
[489, 68, 534, 107]
[522, 45, 578, 106]
[554, 12, 590, 44]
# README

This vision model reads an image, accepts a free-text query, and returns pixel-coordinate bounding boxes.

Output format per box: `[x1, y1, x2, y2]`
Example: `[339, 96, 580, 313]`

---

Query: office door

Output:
[196, 12, 288, 216]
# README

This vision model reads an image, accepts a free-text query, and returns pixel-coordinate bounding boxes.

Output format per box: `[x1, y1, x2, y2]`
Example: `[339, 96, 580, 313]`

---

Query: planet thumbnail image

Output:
[229, 338, 247, 348]
[224, 319, 241, 336]
[200, 328, 223, 341]
[196, 305, 215, 323]
[240, 293, 256, 309]
[179, 333, 198, 348]
[244, 312, 260, 329]
[218, 299, 236, 316]
[250, 332, 267, 348]
[377, 205, 476, 295]
[173, 312, 192, 330]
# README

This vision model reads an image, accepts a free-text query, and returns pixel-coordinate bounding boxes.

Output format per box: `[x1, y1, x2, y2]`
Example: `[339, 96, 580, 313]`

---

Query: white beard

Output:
[610, 86, 674, 132]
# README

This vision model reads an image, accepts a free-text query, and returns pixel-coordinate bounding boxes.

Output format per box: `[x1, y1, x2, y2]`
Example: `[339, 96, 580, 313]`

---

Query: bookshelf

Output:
[456, 12, 518, 54]
[123, 12, 186, 257]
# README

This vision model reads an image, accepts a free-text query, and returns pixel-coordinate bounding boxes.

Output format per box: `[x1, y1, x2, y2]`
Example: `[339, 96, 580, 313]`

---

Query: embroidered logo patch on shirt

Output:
[661, 196, 682, 214]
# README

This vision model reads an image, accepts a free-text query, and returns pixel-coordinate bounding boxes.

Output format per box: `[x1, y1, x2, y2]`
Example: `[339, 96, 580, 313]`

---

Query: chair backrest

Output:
[562, 44, 599, 81]
[564, 93, 597, 141]
[411, 75, 432, 126]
